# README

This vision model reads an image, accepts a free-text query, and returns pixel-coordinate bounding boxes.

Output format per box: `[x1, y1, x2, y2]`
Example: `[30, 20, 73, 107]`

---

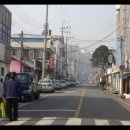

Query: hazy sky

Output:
[5, 5, 116, 52]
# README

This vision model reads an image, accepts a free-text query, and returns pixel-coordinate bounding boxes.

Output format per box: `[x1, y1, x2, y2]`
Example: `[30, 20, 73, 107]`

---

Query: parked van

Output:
[4, 72, 40, 101]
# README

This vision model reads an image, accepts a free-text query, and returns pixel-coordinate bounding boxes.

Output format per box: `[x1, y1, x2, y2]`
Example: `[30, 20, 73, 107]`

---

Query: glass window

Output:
[23, 49, 29, 59]
[36, 49, 43, 59]
[0, 22, 2, 39]
[1, 67, 4, 76]
[29, 50, 34, 60]
[2, 8, 5, 23]
[0, 5, 2, 22]
[5, 11, 8, 26]
[17, 74, 29, 83]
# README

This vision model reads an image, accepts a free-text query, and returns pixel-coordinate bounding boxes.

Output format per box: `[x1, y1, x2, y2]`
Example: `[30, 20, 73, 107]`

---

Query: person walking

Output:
[100, 77, 106, 92]
[3, 72, 21, 121]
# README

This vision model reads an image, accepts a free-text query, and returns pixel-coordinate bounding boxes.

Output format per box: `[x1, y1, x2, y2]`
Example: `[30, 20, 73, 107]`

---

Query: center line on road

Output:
[74, 88, 85, 118]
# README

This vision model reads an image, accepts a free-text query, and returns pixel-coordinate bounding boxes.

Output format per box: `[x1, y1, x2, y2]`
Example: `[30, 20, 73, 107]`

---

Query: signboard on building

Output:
[116, 37, 122, 68]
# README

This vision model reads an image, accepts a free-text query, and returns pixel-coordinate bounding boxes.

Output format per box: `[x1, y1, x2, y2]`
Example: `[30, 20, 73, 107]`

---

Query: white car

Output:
[53, 80, 62, 90]
[38, 80, 55, 93]
[59, 80, 67, 89]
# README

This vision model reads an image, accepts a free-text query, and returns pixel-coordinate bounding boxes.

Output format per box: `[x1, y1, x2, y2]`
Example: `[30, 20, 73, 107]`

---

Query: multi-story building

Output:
[0, 5, 11, 81]
[52, 35, 63, 79]
[67, 44, 80, 80]
[11, 34, 55, 80]
[114, 5, 130, 97]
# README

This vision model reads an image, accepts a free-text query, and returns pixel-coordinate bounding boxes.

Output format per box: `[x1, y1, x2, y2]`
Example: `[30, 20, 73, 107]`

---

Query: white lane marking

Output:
[65, 118, 81, 125]
[36, 117, 56, 125]
[95, 119, 109, 125]
[19, 95, 49, 108]
[121, 121, 130, 125]
[5, 118, 30, 125]
[19, 109, 76, 112]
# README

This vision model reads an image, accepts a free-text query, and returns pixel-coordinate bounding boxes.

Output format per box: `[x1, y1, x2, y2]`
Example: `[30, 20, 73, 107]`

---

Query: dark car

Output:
[4, 72, 40, 102]
[70, 79, 77, 86]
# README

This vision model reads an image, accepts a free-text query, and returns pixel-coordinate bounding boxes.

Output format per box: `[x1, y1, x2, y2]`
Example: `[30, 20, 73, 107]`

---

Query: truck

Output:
[4, 72, 40, 102]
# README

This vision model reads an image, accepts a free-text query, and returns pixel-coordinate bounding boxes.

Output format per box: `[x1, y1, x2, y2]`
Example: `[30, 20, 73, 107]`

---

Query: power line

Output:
[6, 5, 43, 31]
[81, 18, 130, 50]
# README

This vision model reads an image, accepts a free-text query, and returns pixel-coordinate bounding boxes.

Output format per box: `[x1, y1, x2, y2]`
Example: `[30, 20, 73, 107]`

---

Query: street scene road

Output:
[0, 84, 130, 125]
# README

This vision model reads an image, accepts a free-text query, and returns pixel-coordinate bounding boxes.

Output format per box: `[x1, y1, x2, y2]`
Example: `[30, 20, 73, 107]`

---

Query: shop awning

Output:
[123, 72, 130, 76]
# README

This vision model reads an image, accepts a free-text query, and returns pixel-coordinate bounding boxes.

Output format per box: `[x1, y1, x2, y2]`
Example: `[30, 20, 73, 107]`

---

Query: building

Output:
[115, 5, 130, 97]
[52, 35, 63, 79]
[11, 34, 55, 79]
[0, 5, 11, 81]
[67, 44, 79, 80]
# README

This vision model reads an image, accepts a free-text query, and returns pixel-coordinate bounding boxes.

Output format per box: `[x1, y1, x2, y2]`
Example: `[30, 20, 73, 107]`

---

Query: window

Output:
[23, 49, 29, 59]
[0, 5, 2, 22]
[17, 74, 29, 83]
[1, 67, 4, 76]
[36, 49, 43, 59]
[2, 8, 6, 24]
[29, 50, 34, 60]
[0, 22, 2, 39]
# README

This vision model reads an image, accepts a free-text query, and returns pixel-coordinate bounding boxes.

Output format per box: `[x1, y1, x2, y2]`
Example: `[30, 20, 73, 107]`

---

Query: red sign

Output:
[48, 57, 53, 69]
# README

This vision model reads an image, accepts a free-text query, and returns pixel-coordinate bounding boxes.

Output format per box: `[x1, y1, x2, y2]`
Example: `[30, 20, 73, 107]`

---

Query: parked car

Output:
[38, 79, 55, 93]
[59, 80, 68, 89]
[76, 81, 81, 84]
[4, 72, 40, 102]
[65, 79, 70, 87]
[53, 80, 62, 90]
[70, 79, 77, 86]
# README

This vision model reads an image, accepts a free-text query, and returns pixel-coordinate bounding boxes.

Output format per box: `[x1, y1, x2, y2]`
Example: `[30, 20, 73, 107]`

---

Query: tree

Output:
[90, 45, 110, 67]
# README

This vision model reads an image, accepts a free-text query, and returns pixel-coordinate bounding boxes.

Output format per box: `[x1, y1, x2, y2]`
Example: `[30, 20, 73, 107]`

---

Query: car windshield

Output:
[4, 73, 29, 84]
[17, 74, 29, 83]
[55, 80, 59, 83]
[39, 80, 52, 83]
[59, 80, 65, 83]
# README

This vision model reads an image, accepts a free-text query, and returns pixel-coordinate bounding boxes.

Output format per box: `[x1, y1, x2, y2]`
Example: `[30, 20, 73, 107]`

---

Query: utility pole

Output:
[42, 5, 48, 80]
[69, 43, 72, 79]
[120, 37, 124, 97]
[60, 21, 65, 78]
[66, 36, 68, 78]
[76, 44, 79, 81]
[20, 30, 23, 73]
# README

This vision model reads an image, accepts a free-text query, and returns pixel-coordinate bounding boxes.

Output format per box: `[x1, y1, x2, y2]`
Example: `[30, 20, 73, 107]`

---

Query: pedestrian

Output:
[3, 72, 21, 121]
[100, 77, 106, 92]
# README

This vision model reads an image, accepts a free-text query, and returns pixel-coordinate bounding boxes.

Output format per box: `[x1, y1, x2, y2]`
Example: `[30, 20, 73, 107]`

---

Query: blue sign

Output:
[119, 65, 125, 70]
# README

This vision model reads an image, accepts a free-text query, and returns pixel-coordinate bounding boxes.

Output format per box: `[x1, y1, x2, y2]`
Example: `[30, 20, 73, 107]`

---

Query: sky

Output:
[5, 5, 116, 52]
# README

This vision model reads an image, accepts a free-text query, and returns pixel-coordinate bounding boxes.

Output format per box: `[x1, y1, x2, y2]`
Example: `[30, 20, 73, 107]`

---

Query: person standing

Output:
[3, 72, 21, 121]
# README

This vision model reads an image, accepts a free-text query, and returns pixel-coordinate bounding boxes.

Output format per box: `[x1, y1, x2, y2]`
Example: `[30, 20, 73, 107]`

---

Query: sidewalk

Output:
[106, 87, 130, 107]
